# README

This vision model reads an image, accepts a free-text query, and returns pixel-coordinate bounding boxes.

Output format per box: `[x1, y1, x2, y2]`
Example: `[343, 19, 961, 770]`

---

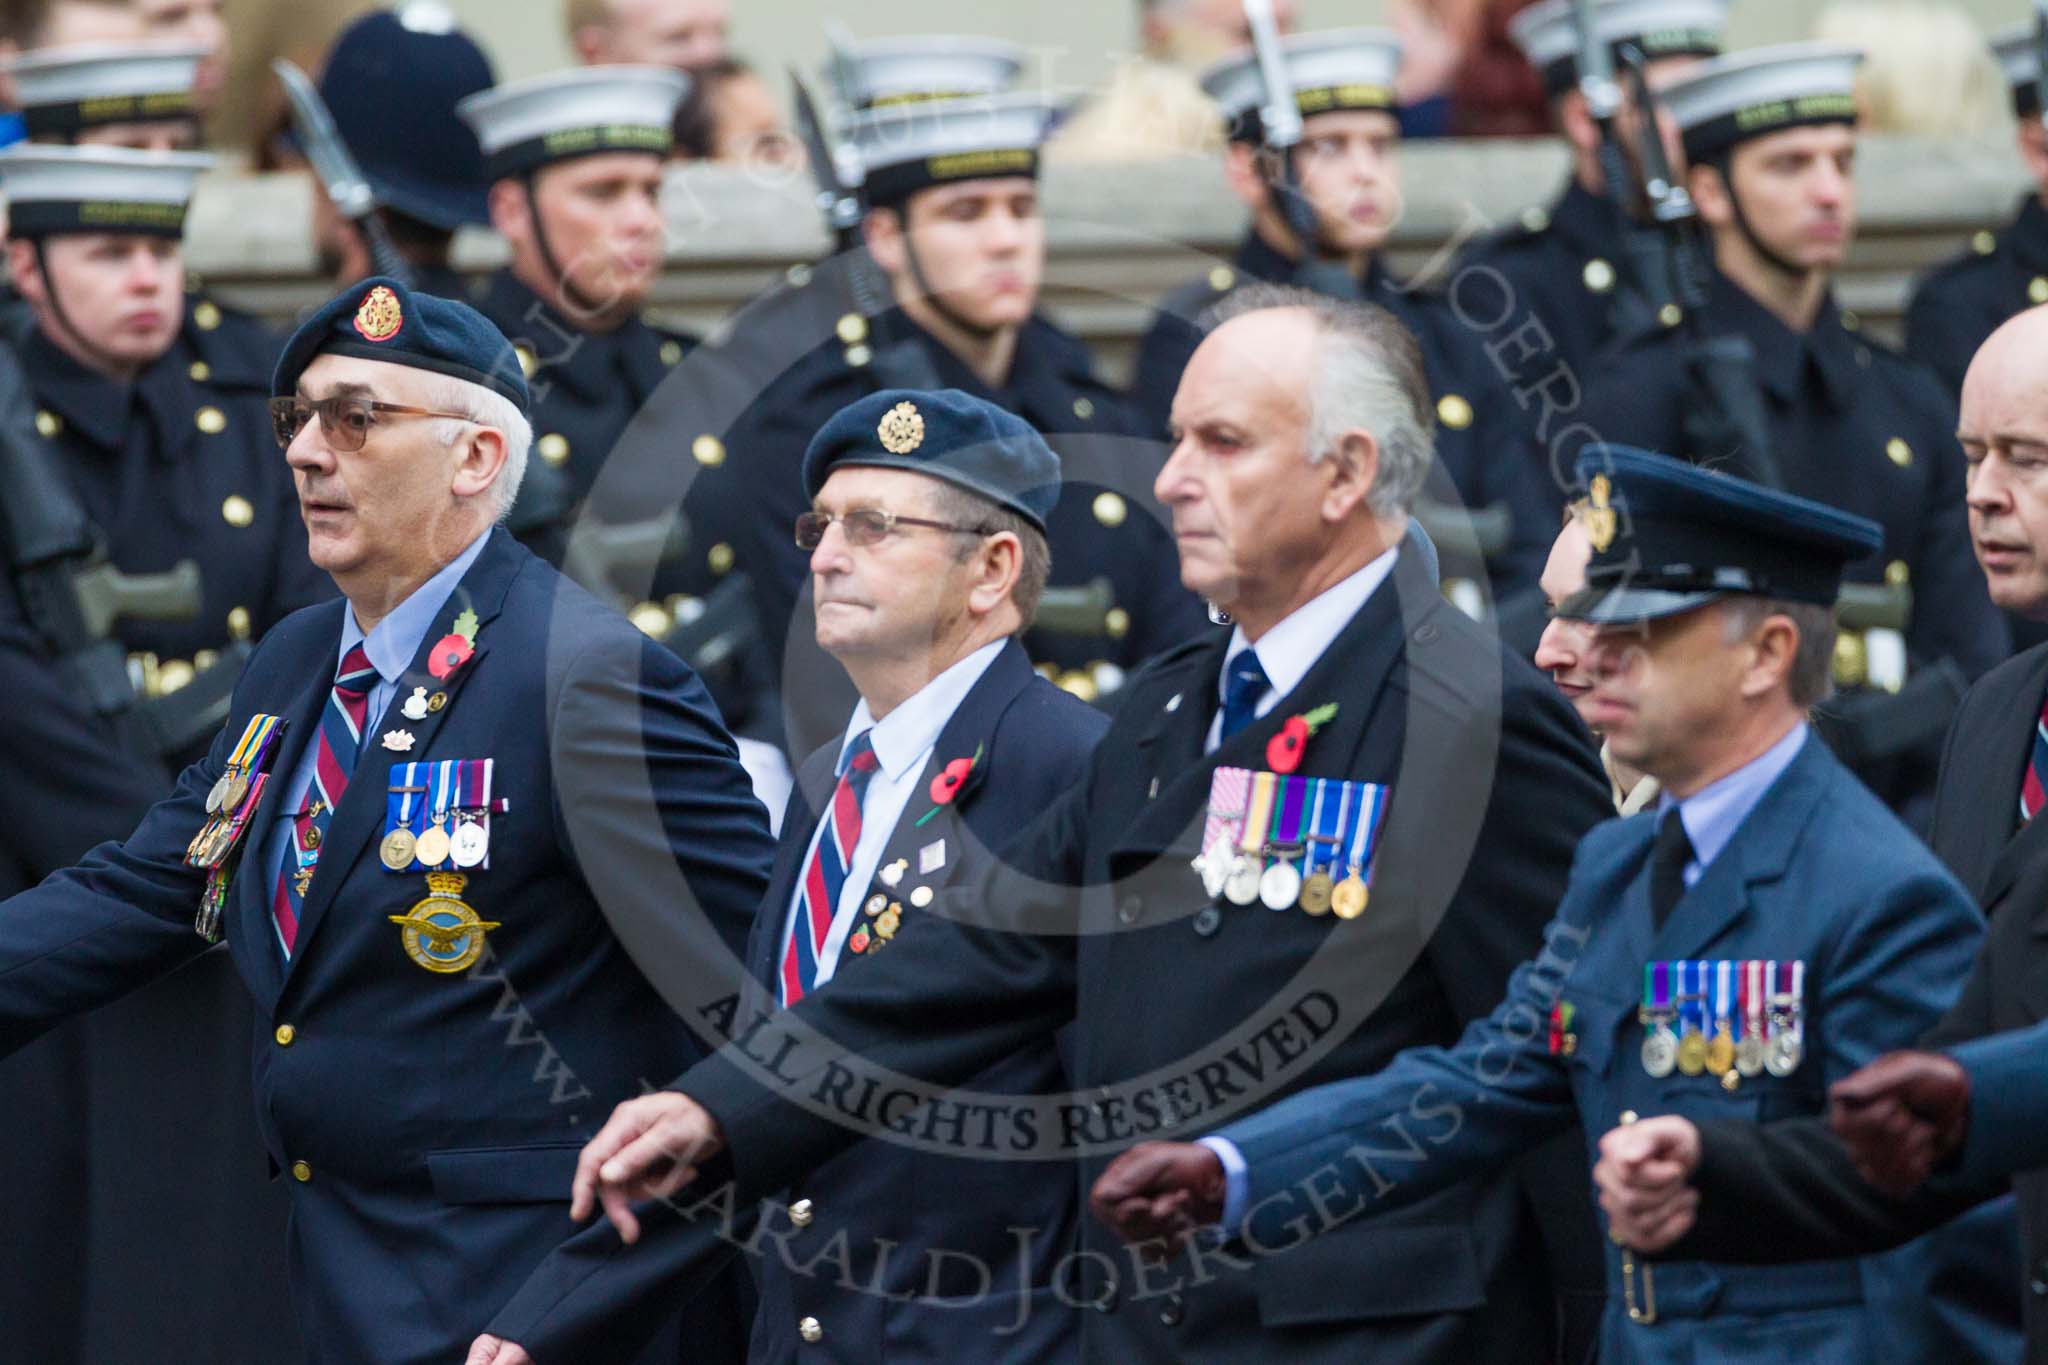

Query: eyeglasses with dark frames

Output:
[269, 394, 478, 452]
[794, 506, 994, 550]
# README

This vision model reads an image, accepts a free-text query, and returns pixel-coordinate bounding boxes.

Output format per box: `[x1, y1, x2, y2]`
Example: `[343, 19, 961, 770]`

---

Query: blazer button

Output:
[790, 1198, 814, 1228]
[1117, 895, 1142, 925]
[1159, 1292, 1186, 1326]
[290, 1161, 312, 1183]
[274, 1024, 296, 1047]
[1193, 905, 1222, 937]
[798, 1316, 823, 1343]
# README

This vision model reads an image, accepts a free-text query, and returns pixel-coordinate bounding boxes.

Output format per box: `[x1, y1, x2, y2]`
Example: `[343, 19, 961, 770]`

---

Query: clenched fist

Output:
[1593, 1116, 1701, 1253]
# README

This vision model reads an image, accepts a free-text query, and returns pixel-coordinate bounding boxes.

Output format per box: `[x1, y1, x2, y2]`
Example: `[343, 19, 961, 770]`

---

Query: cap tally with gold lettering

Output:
[272, 275, 530, 414]
[1559, 446, 1882, 625]
[1508, 0, 1726, 97]
[2, 41, 205, 139]
[1200, 28, 1403, 144]
[802, 388, 1060, 533]
[831, 35, 1025, 109]
[852, 91, 1054, 208]
[1659, 41, 1863, 165]
[457, 65, 687, 180]
[0, 143, 213, 237]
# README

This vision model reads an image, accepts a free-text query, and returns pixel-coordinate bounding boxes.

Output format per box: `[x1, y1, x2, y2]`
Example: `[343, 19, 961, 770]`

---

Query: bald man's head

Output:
[1960, 305, 2048, 618]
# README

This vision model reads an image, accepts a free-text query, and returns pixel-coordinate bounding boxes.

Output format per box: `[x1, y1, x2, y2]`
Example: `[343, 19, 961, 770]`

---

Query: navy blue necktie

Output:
[1219, 649, 1271, 742]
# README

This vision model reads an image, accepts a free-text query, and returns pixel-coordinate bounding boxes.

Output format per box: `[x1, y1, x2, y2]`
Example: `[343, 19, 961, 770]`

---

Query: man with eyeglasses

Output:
[471, 386, 1106, 1365]
[0, 274, 775, 1365]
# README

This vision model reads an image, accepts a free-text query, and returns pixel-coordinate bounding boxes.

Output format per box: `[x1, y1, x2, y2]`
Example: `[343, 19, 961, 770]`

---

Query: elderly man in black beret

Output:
[472, 387, 1109, 1364]
[0, 275, 774, 1365]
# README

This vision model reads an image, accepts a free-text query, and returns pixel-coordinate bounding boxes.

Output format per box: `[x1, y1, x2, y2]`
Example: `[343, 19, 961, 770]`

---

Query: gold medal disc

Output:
[1330, 874, 1368, 920]
[379, 827, 418, 871]
[1705, 1029, 1736, 1076]
[1299, 872, 1334, 916]
[1676, 1030, 1708, 1076]
[414, 821, 452, 868]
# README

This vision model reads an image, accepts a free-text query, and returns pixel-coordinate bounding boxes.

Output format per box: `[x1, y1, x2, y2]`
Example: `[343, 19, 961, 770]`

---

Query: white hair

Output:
[1205, 283, 1435, 520]
[414, 371, 534, 521]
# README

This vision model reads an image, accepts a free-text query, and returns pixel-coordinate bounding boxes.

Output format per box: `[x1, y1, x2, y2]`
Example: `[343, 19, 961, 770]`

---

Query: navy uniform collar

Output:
[1547, 178, 1625, 262]
[901, 312, 1097, 431]
[1232, 227, 1402, 304]
[24, 327, 142, 453]
[480, 268, 672, 404]
[2007, 193, 2048, 276]
[1705, 267, 1861, 411]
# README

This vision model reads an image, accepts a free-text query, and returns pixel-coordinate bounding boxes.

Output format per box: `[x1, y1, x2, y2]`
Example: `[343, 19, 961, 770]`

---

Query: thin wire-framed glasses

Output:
[794, 507, 994, 550]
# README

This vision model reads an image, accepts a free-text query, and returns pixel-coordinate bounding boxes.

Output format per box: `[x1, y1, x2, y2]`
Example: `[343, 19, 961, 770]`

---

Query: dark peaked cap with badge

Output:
[802, 387, 1060, 531]
[1562, 446, 1884, 624]
[1200, 28, 1403, 143]
[0, 142, 211, 237]
[273, 274, 530, 414]
[1, 40, 205, 139]
[1660, 40, 1863, 164]
[1508, 0, 1727, 95]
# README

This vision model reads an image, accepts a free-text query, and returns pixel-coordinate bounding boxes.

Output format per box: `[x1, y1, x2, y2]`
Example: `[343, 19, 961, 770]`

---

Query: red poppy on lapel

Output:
[1267, 703, 1339, 774]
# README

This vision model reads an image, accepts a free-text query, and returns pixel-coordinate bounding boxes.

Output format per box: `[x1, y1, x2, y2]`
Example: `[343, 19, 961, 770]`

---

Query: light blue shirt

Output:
[258, 531, 492, 916]
[780, 639, 1006, 996]
[1202, 720, 1815, 1229]
[1204, 546, 1398, 754]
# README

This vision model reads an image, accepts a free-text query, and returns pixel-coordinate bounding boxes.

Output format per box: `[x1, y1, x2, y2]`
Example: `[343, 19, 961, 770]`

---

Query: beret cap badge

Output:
[1586, 474, 1618, 553]
[353, 285, 403, 342]
[877, 400, 925, 455]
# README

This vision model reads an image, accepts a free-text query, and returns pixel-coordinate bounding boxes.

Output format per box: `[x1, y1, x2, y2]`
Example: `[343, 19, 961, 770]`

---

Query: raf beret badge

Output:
[877, 400, 924, 455]
[354, 284, 404, 342]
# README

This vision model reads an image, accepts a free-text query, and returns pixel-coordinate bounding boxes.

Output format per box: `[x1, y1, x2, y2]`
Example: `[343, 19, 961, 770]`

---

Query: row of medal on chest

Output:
[1553, 959, 1808, 1088]
[1193, 768, 1391, 919]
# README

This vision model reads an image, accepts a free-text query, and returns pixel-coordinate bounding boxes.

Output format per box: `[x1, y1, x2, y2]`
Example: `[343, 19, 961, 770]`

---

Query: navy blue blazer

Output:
[0, 527, 773, 1365]
[489, 637, 1105, 1364]
[1217, 731, 1984, 1365]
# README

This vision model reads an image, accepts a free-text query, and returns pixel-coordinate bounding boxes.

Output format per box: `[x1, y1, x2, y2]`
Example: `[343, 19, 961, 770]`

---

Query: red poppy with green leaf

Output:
[916, 742, 985, 827]
[1267, 703, 1339, 774]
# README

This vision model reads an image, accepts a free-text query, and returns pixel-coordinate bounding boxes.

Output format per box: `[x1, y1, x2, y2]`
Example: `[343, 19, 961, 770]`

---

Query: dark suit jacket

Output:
[668, 543, 1614, 1365]
[491, 638, 1107, 1363]
[0, 528, 774, 1365]
[1677, 641, 2048, 1358]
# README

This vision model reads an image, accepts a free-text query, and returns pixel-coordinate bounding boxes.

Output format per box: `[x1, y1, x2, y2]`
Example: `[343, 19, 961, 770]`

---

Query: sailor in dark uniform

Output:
[1462, 0, 1727, 380]
[1128, 28, 1555, 598]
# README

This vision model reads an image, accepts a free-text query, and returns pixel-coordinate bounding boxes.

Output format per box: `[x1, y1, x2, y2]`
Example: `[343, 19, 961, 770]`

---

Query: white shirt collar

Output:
[840, 639, 1008, 781]
[1216, 546, 1399, 712]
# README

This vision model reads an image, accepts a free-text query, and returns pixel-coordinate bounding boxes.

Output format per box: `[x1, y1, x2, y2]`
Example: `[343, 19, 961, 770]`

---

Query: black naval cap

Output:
[273, 275, 529, 414]
[1559, 446, 1883, 625]
[802, 388, 1060, 533]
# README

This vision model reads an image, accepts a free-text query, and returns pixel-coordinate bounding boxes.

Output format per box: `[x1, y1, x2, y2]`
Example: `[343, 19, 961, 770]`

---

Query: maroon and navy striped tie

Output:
[2023, 693, 2048, 826]
[272, 644, 378, 956]
[781, 730, 879, 1006]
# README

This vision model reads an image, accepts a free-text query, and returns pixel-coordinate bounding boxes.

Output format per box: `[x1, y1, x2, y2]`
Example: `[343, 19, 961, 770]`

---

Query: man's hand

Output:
[462, 1334, 532, 1365]
[570, 1091, 726, 1244]
[1829, 1050, 1970, 1196]
[1594, 1116, 1701, 1253]
[1089, 1141, 1226, 1255]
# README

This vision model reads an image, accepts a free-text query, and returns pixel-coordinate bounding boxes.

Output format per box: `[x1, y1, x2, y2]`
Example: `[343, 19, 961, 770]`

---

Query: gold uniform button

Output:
[1436, 393, 1473, 430]
[274, 1024, 296, 1047]
[1885, 559, 1910, 587]
[843, 343, 872, 368]
[1521, 204, 1551, 232]
[1658, 303, 1684, 328]
[188, 360, 211, 382]
[221, 494, 254, 527]
[1619, 1109, 1638, 1125]
[537, 433, 570, 466]
[708, 542, 735, 575]
[628, 602, 672, 638]
[1833, 630, 1868, 688]
[1105, 607, 1130, 639]
[34, 409, 60, 438]
[291, 1160, 312, 1183]
[193, 300, 221, 331]
[158, 659, 194, 694]
[1073, 397, 1095, 421]
[835, 313, 868, 344]
[789, 1198, 814, 1228]
[2032, 277, 2048, 306]
[196, 406, 227, 435]
[514, 344, 538, 379]
[1207, 265, 1235, 292]
[1974, 229, 1998, 256]
[1885, 437, 1912, 468]
[1092, 491, 1127, 528]
[227, 606, 252, 640]
[692, 434, 726, 467]
[1581, 258, 1615, 294]
[1840, 309, 1860, 332]
[798, 1317, 823, 1344]
[659, 339, 684, 366]
[1056, 669, 1099, 704]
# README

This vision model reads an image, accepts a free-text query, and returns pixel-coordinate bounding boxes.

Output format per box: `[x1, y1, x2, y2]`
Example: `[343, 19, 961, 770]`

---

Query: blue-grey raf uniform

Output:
[1208, 449, 1995, 1363]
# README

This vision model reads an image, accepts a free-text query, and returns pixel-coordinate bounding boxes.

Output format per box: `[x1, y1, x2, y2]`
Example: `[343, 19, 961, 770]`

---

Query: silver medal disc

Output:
[1641, 1029, 1678, 1078]
[449, 820, 489, 869]
[1258, 860, 1303, 912]
[1734, 1036, 1766, 1077]
[1765, 1034, 1802, 1077]
[1222, 855, 1262, 906]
